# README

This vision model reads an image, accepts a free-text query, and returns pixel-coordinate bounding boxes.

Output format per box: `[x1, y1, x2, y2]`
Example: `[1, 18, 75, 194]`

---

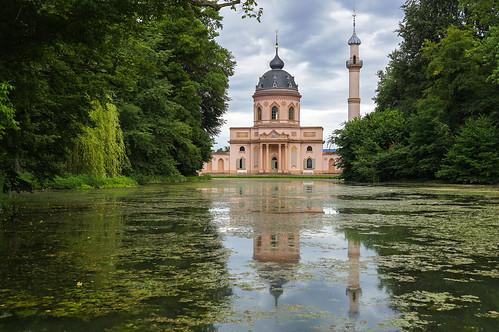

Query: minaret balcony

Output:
[346, 59, 363, 68]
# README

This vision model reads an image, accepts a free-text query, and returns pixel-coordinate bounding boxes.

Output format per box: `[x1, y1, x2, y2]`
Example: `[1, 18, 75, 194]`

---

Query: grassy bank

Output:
[17, 173, 212, 190]
[48, 175, 139, 189]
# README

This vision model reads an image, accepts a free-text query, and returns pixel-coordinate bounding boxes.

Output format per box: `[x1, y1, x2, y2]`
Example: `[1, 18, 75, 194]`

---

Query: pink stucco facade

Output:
[202, 82, 341, 175]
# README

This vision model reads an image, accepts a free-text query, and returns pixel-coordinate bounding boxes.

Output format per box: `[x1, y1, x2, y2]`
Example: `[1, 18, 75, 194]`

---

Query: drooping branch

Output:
[186, 0, 241, 11]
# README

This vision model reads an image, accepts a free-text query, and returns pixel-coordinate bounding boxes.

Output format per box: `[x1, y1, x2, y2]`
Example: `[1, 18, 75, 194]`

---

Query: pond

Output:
[0, 178, 498, 331]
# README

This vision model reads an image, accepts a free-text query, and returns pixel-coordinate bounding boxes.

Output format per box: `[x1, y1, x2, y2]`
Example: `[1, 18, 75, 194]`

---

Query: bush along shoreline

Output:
[21, 173, 213, 190]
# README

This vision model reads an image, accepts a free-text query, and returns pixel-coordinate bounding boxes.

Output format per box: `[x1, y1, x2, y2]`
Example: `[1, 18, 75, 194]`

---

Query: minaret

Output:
[346, 11, 363, 121]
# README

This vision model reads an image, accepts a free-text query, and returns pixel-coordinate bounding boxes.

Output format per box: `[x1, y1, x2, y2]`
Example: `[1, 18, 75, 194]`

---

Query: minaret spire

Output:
[353, 0, 356, 33]
[275, 30, 279, 54]
[346, 6, 363, 121]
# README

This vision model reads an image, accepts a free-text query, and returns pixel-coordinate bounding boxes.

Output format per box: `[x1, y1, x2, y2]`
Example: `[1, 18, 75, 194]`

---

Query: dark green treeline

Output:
[0, 0, 247, 191]
[331, 0, 499, 184]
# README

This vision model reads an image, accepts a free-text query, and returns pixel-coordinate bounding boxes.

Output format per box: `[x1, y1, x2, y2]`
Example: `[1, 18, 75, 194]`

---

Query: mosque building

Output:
[202, 16, 361, 175]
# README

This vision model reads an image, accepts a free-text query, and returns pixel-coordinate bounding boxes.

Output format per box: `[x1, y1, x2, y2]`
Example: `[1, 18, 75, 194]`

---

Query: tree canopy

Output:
[0, 0, 250, 191]
[332, 0, 499, 184]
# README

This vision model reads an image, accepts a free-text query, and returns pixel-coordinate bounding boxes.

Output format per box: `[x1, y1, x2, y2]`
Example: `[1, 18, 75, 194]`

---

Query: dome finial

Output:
[270, 31, 284, 70]
[352, 0, 357, 33]
[348, 3, 361, 45]
[275, 30, 279, 54]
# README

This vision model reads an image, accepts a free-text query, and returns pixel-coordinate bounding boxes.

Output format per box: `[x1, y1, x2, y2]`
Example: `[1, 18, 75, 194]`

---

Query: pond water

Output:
[0, 178, 498, 331]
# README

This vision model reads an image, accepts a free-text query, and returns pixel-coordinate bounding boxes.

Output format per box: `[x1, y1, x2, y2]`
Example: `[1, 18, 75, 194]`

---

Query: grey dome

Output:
[348, 32, 361, 45]
[270, 53, 284, 70]
[256, 51, 298, 91]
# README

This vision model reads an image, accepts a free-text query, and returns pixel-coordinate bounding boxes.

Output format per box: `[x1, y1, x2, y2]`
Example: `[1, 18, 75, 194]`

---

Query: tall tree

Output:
[374, 0, 462, 115]
[437, 115, 499, 183]
[117, 4, 234, 177]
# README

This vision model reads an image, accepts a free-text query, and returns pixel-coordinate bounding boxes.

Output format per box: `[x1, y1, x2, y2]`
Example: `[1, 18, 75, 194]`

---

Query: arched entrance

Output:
[272, 157, 278, 173]
[218, 158, 224, 173]
[306, 158, 313, 169]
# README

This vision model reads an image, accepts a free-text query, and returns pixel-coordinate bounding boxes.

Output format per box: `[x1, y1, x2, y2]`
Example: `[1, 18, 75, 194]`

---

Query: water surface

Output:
[1, 179, 498, 331]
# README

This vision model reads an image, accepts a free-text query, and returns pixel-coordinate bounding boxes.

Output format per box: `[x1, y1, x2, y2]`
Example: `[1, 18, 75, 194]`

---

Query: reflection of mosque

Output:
[221, 181, 362, 313]
[253, 228, 300, 307]
[253, 234, 362, 313]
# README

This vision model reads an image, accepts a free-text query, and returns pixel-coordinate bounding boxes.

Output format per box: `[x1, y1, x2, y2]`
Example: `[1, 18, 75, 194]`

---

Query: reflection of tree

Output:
[0, 187, 232, 331]
[339, 203, 499, 331]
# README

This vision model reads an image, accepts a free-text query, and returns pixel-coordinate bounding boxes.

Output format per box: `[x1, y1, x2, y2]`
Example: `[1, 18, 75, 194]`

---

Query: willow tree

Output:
[68, 102, 127, 177]
[0, 83, 17, 140]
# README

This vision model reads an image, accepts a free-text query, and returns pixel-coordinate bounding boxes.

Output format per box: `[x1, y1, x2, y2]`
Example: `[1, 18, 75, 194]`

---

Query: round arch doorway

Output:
[272, 157, 278, 173]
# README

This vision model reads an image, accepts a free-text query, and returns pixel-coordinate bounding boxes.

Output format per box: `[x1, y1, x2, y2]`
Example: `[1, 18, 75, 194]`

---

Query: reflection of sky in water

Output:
[220, 231, 397, 331]
[208, 179, 398, 331]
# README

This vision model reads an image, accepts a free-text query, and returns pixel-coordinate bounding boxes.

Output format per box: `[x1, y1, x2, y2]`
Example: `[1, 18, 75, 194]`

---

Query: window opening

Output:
[272, 106, 278, 120]
[306, 158, 313, 169]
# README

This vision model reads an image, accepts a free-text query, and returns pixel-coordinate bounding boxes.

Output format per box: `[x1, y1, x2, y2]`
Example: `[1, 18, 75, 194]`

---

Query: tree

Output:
[0, 83, 18, 140]
[331, 109, 409, 182]
[0, 0, 243, 188]
[437, 115, 499, 183]
[186, 0, 263, 20]
[480, 26, 499, 88]
[216, 146, 230, 152]
[68, 102, 127, 177]
[117, 4, 234, 177]
[374, 0, 462, 115]
[0, 0, 165, 183]
[420, 26, 499, 132]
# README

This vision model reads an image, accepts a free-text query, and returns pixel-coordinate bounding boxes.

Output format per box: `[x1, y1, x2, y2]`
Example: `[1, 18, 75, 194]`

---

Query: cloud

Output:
[213, 0, 404, 148]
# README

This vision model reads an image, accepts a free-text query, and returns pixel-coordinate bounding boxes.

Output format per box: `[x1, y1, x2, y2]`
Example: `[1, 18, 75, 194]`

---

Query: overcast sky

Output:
[213, 0, 405, 149]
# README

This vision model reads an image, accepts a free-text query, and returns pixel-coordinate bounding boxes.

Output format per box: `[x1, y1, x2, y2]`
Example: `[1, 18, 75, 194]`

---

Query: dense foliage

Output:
[0, 0, 254, 192]
[331, 0, 499, 184]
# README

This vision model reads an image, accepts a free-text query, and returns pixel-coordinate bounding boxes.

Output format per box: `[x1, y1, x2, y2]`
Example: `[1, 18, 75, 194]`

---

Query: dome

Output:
[348, 32, 361, 45]
[256, 50, 298, 91]
[270, 53, 284, 70]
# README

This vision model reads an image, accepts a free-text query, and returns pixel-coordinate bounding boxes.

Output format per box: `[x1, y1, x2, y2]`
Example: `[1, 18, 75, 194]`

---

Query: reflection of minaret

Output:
[254, 232, 300, 307]
[346, 239, 362, 318]
[346, 9, 363, 121]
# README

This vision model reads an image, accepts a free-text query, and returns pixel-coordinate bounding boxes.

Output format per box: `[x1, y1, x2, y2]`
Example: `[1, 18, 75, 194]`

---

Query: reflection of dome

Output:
[256, 47, 298, 91]
[257, 263, 291, 308]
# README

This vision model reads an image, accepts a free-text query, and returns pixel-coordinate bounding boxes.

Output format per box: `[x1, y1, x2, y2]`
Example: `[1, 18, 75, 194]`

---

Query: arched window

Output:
[237, 158, 245, 169]
[353, 55, 357, 64]
[239, 146, 245, 152]
[257, 107, 262, 120]
[306, 158, 313, 169]
[272, 106, 278, 120]
[289, 107, 294, 120]
[307, 146, 313, 152]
